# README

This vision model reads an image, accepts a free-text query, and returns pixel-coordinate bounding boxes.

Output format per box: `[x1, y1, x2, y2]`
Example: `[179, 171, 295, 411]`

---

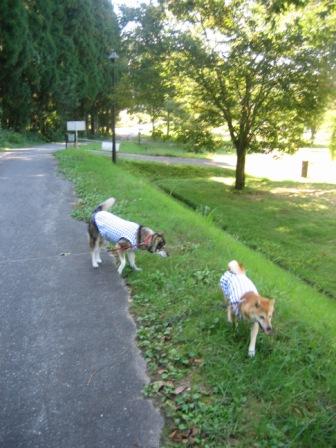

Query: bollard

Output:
[301, 160, 309, 178]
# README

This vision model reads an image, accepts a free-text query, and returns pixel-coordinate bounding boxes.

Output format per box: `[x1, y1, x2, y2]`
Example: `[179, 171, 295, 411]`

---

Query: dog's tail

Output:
[228, 260, 245, 274]
[93, 197, 116, 214]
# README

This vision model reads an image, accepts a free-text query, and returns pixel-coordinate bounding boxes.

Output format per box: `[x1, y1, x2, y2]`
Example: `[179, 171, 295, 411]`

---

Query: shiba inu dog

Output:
[88, 197, 168, 274]
[220, 260, 275, 357]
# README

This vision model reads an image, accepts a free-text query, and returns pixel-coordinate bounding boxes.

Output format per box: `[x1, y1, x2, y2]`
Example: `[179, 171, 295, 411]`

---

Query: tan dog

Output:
[220, 260, 275, 357]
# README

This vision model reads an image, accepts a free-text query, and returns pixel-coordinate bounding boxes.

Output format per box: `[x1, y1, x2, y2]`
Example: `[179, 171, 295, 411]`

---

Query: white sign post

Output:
[66, 121, 86, 147]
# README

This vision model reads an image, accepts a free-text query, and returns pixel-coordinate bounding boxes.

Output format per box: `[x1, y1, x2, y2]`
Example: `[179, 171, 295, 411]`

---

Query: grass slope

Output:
[56, 149, 336, 448]
[121, 160, 336, 300]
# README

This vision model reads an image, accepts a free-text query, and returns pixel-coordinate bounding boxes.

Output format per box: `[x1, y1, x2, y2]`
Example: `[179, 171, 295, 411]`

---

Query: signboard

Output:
[67, 121, 86, 131]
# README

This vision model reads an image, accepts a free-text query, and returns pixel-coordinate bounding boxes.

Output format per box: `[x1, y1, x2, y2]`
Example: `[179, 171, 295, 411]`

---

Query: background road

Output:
[0, 146, 163, 448]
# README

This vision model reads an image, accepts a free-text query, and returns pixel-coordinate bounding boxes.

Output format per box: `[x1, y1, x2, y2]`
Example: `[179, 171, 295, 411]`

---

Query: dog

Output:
[220, 260, 275, 357]
[88, 197, 168, 274]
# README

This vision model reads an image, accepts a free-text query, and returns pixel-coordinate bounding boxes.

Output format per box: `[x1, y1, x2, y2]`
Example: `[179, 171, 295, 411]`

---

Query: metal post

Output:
[112, 60, 116, 163]
[108, 50, 119, 164]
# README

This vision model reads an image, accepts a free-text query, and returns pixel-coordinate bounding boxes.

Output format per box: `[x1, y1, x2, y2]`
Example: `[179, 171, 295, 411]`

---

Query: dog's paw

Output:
[248, 349, 256, 358]
[92, 262, 99, 268]
[132, 266, 142, 272]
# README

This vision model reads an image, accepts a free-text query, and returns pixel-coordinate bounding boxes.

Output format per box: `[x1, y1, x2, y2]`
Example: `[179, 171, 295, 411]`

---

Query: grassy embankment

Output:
[56, 149, 336, 448]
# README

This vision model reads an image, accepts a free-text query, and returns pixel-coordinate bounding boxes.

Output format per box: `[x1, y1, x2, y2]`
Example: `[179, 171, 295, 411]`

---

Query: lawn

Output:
[121, 160, 336, 300]
[56, 149, 336, 448]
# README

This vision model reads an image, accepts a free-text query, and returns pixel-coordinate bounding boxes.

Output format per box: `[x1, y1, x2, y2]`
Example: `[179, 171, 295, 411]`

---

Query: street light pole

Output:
[108, 50, 119, 163]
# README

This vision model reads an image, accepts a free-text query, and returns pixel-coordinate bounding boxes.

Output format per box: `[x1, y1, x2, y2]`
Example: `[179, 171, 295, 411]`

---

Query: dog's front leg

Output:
[248, 322, 259, 357]
[95, 236, 102, 264]
[127, 251, 142, 272]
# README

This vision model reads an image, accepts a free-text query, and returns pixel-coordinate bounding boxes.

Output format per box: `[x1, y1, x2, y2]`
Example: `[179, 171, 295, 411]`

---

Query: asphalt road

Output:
[0, 146, 163, 448]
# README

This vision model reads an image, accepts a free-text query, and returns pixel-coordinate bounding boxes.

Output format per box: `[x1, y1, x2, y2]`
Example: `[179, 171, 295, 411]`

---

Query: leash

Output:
[106, 234, 154, 254]
[0, 251, 90, 265]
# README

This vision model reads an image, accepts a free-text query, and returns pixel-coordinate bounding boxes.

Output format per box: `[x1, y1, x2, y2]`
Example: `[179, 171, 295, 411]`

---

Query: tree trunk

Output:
[167, 110, 170, 138]
[235, 147, 246, 190]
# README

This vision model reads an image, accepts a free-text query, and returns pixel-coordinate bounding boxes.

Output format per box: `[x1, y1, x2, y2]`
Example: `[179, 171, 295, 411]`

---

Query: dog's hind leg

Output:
[127, 251, 142, 272]
[95, 236, 102, 264]
[117, 251, 127, 275]
[248, 322, 259, 357]
[91, 238, 100, 268]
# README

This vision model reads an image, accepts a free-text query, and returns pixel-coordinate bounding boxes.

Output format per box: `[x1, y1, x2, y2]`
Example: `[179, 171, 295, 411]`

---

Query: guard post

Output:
[301, 161, 309, 178]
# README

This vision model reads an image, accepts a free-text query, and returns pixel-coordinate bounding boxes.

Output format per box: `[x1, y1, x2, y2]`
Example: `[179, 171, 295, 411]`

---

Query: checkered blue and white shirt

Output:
[94, 211, 140, 247]
[220, 270, 258, 317]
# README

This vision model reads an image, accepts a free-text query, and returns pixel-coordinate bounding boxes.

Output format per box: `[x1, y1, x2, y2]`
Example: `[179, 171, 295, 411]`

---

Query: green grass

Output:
[55, 149, 336, 448]
[121, 160, 336, 300]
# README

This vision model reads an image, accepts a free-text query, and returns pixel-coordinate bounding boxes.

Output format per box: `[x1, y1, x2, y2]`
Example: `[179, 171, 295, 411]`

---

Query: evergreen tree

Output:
[0, 0, 121, 137]
[0, 0, 31, 130]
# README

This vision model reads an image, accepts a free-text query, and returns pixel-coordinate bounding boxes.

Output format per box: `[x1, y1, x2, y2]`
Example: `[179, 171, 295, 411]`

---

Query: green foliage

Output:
[0, 0, 121, 136]
[166, 0, 336, 188]
[0, 129, 45, 149]
[330, 119, 336, 160]
[120, 4, 173, 127]
[175, 122, 222, 153]
[56, 149, 336, 447]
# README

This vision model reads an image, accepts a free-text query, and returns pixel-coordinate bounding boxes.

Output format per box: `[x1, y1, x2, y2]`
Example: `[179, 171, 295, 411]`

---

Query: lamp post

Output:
[108, 50, 119, 163]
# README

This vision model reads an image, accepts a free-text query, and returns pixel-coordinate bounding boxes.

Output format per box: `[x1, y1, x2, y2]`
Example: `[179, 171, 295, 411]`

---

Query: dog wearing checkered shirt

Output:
[220, 260, 275, 357]
[88, 197, 168, 275]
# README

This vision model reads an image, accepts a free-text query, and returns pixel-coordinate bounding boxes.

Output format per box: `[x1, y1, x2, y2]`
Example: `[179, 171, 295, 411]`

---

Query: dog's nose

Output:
[266, 326, 272, 334]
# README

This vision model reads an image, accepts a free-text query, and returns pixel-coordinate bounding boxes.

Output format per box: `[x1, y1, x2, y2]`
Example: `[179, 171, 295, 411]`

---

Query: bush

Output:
[0, 129, 45, 148]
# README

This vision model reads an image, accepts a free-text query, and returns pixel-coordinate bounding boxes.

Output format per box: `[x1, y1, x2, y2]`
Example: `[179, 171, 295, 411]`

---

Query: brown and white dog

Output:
[220, 260, 275, 357]
[88, 197, 168, 274]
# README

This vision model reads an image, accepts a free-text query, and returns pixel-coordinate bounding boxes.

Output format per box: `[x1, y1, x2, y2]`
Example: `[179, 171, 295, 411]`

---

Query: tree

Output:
[0, 0, 121, 137]
[120, 3, 173, 133]
[167, 0, 336, 189]
[0, 0, 31, 130]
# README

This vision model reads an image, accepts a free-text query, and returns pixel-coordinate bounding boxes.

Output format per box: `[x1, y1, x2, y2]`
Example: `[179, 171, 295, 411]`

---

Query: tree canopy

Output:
[165, 0, 336, 188]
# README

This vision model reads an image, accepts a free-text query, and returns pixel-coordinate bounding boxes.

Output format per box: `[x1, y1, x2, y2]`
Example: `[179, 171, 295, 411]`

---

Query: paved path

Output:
[0, 146, 162, 448]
